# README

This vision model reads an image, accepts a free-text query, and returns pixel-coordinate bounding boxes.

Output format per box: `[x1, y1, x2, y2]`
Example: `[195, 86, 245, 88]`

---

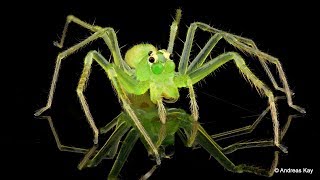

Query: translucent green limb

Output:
[34, 28, 110, 117]
[185, 79, 199, 147]
[53, 15, 131, 72]
[211, 97, 288, 141]
[186, 33, 223, 73]
[80, 121, 130, 169]
[167, 9, 182, 53]
[34, 16, 135, 117]
[53, 15, 101, 48]
[195, 125, 277, 177]
[188, 52, 283, 152]
[83, 51, 161, 165]
[212, 106, 270, 141]
[100, 28, 132, 73]
[140, 165, 158, 180]
[220, 113, 297, 154]
[107, 129, 139, 179]
[39, 116, 89, 153]
[98, 114, 122, 159]
[178, 23, 197, 74]
[77, 50, 99, 144]
[223, 34, 305, 113]
[41, 115, 124, 165]
[186, 22, 305, 113]
[231, 36, 291, 94]
[100, 113, 121, 134]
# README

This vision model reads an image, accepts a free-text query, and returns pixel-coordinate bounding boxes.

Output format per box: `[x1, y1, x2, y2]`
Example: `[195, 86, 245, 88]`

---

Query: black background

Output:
[6, 0, 319, 179]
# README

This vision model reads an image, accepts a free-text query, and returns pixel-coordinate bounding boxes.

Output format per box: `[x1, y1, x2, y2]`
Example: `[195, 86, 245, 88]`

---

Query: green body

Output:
[123, 44, 184, 103]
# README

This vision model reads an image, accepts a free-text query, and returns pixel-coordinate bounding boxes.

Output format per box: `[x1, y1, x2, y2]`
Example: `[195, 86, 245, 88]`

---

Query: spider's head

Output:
[125, 44, 175, 81]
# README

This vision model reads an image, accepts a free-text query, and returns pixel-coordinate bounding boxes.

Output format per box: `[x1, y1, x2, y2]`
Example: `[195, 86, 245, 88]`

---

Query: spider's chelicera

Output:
[35, 9, 305, 179]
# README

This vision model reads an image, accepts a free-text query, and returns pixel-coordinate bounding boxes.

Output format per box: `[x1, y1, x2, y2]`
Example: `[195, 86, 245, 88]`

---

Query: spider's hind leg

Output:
[222, 30, 305, 114]
[188, 22, 305, 114]
[188, 52, 285, 152]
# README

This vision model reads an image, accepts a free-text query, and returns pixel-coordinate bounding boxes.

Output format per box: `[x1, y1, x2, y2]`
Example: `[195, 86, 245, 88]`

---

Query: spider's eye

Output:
[169, 53, 174, 60]
[148, 51, 153, 56]
[148, 57, 155, 63]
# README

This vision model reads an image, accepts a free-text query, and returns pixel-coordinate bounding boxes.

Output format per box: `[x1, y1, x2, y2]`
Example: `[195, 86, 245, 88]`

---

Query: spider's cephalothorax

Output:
[36, 9, 305, 179]
[125, 44, 179, 103]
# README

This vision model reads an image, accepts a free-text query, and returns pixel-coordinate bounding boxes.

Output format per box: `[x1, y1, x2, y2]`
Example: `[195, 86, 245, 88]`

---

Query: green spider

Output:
[35, 9, 305, 179]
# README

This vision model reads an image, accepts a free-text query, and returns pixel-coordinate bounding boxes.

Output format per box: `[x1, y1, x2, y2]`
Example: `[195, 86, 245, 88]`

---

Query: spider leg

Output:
[189, 22, 305, 113]
[223, 34, 305, 113]
[39, 116, 89, 154]
[167, 9, 182, 53]
[212, 105, 271, 141]
[40, 114, 123, 163]
[53, 15, 101, 49]
[192, 124, 278, 176]
[107, 129, 139, 179]
[53, 15, 130, 70]
[185, 80, 199, 147]
[229, 35, 290, 94]
[178, 123, 279, 177]
[76, 50, 99, 144]
[80, 120, 130, 169]
[81, 51, 161, 165]
[34, 28, 108, 117]
[211, 96, 296, 142]
[219, 113, 298, 154]
[178, 28, 224, 147]
[100, 113, 121, 134]
[188, 52, 285, 152]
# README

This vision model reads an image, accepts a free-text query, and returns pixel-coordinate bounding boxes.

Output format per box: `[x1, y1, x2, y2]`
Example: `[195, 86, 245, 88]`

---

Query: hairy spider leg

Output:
[52, 15, 131, 72]
[189, 22, 305, 114]
[178, 22, 296, 152]
[35, 16, 130, 116]
[34, 28, 120, 144]
[229, 34, 293, 95]
[78, 51, 161, 164]
[167, 9, 182, 53]
[188, 51, 286, 152]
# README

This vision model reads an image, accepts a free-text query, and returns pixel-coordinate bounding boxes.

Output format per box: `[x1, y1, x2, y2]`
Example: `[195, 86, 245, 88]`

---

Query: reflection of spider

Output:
[35, 9, 304, 179]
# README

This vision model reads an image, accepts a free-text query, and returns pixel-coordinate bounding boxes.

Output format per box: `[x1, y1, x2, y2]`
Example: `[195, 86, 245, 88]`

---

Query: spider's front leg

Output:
[80, 50, 161, 165]
[177, 26, 223, 146]
[35, 28, 116, 145]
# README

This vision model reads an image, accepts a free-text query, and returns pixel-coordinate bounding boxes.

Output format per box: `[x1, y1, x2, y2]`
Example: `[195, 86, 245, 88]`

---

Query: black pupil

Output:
[169, 53, 174, 59]
[149, 57, 155, 63]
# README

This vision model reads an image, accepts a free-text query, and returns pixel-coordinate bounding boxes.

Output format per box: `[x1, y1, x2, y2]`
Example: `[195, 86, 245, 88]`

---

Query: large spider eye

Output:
[169, 53, 174, 60]
[148, 51, 153, 56]
[148, 57, 155, 63]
